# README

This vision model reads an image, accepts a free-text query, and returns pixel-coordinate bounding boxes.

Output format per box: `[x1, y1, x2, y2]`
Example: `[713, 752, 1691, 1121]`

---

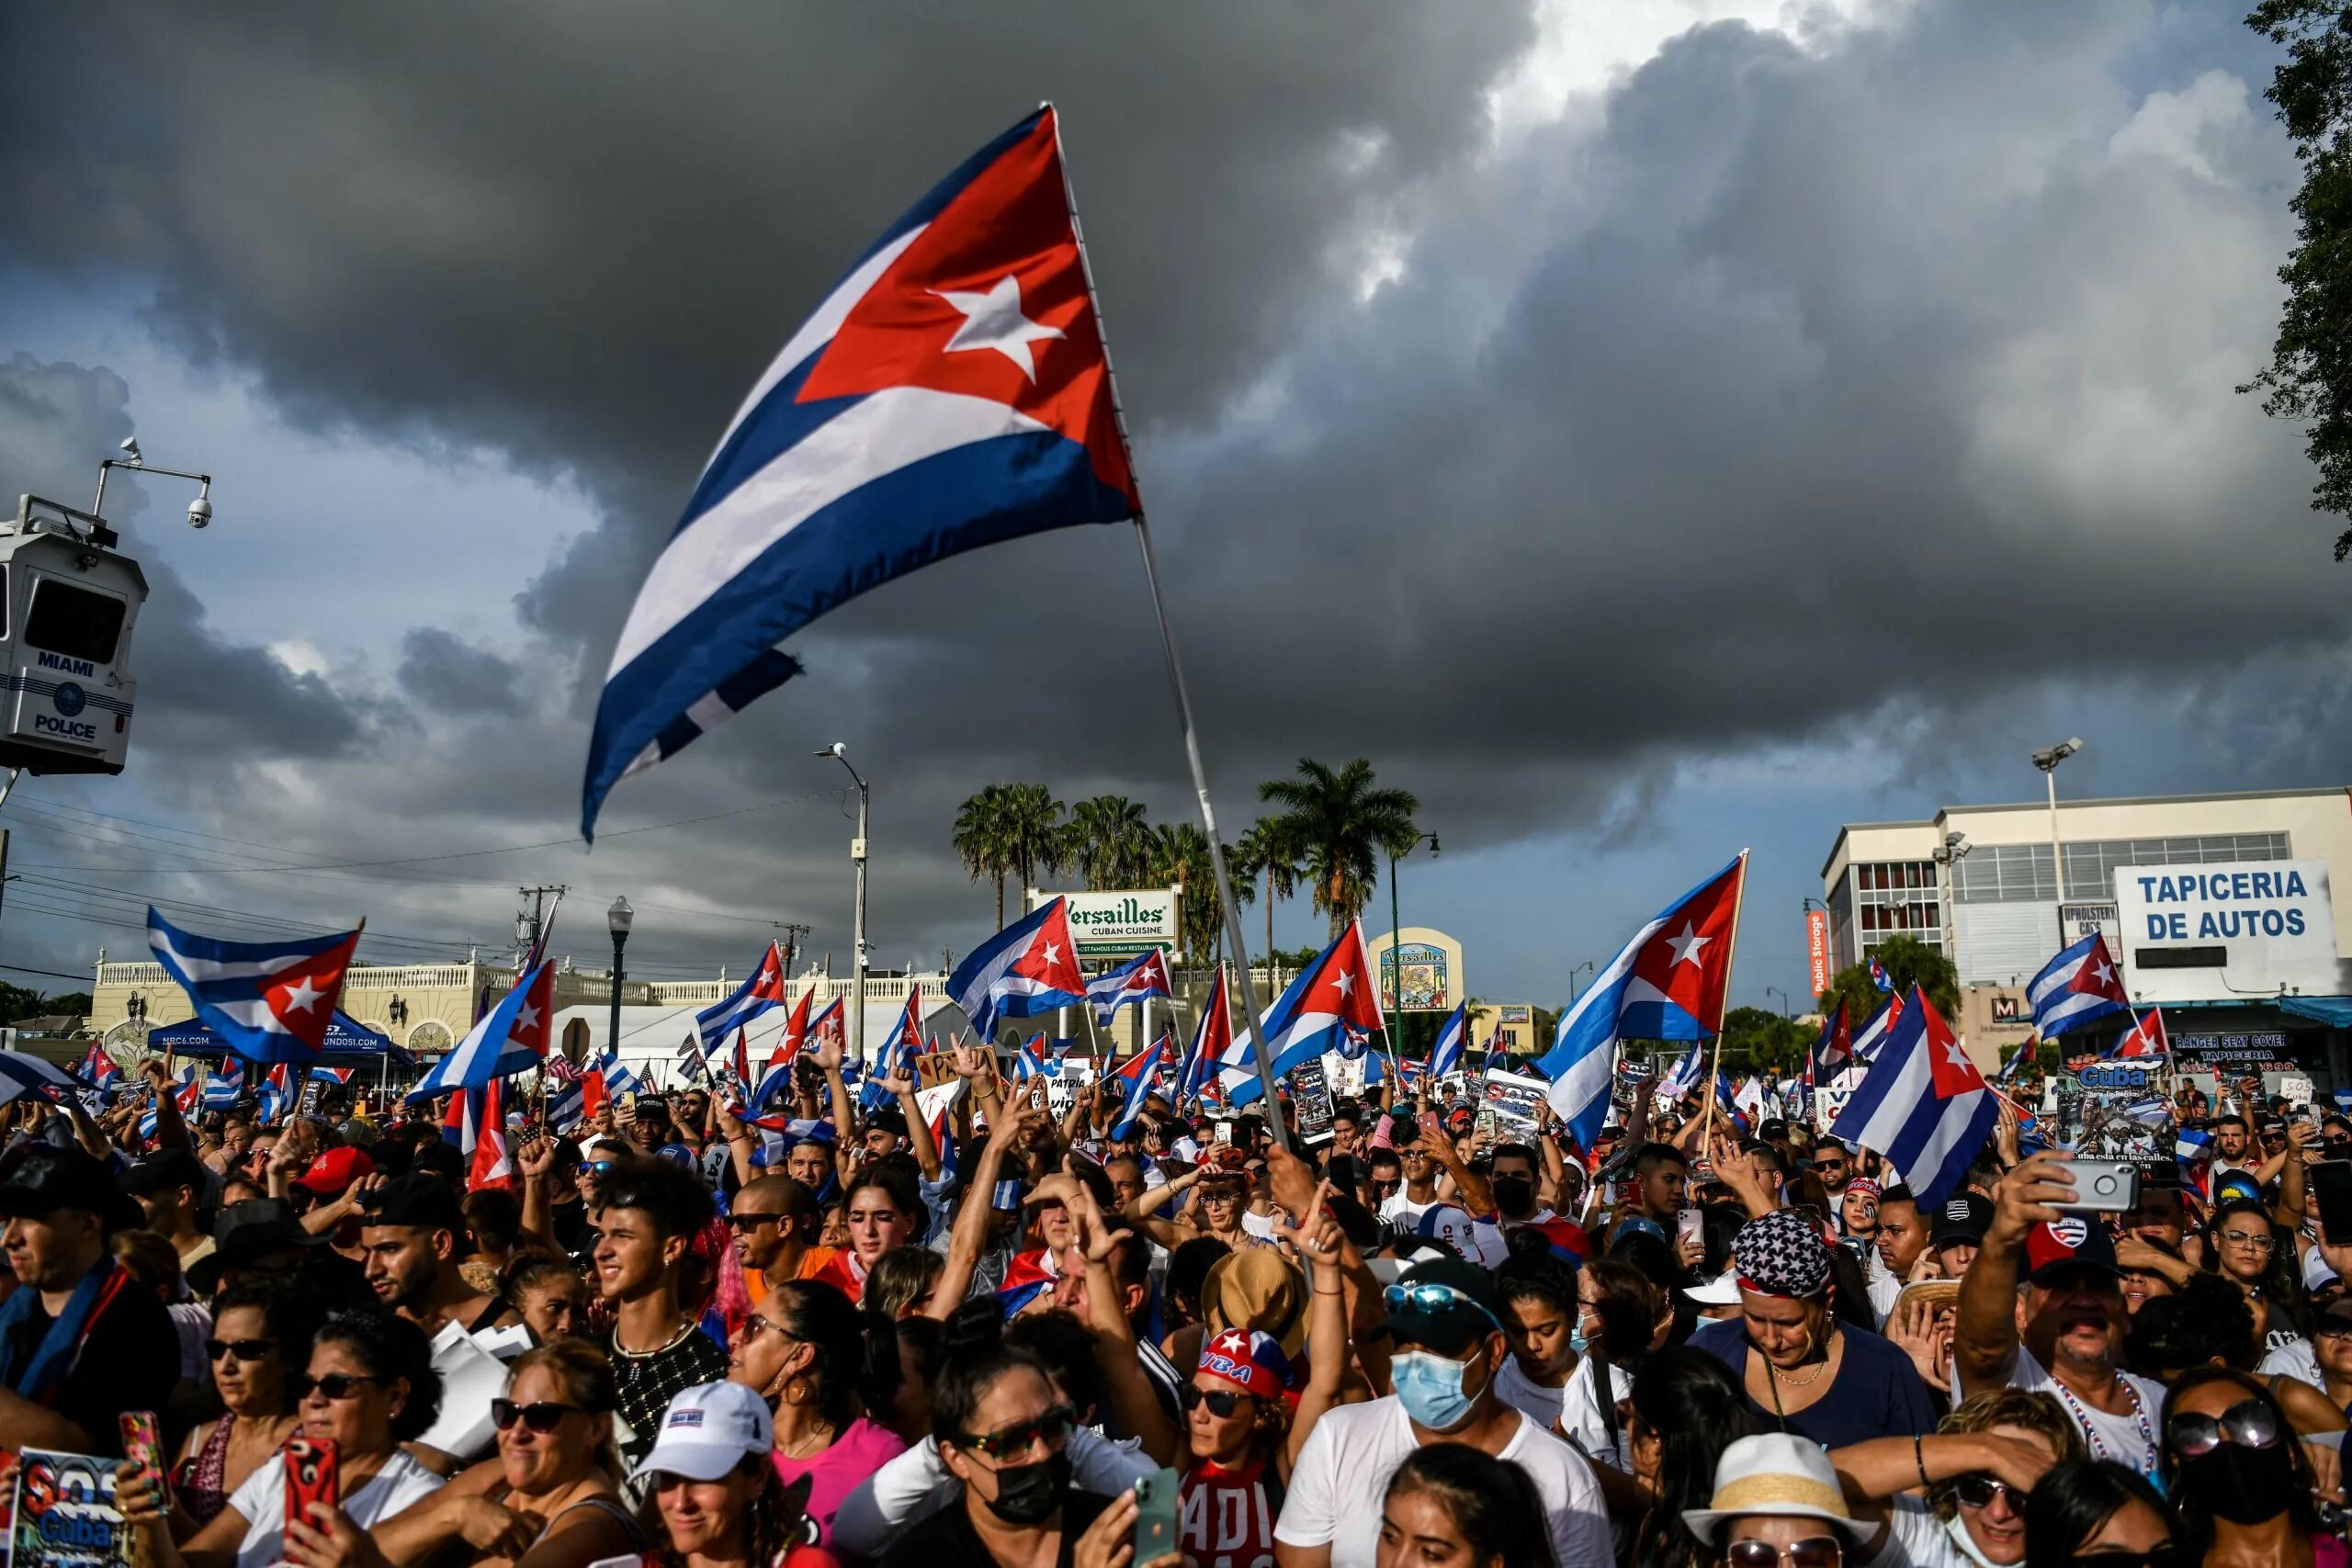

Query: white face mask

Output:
[1946, 1506, 2009, 1568]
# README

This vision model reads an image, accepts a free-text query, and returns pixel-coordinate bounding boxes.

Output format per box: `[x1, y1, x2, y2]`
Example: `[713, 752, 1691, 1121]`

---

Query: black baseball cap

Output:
[0, 1145, 141, 1233]
[360, 1172, 467, 1235]
[1759, 1119, 1790, 1143]
[120, 1148, 209, 1201]
[1369, 1258, 1504, 1354]
[1929, 1191, 1994, 1249]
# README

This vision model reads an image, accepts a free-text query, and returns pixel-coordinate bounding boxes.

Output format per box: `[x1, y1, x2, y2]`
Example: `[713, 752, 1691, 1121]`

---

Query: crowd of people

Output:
[0, 1042, 2342, 1566]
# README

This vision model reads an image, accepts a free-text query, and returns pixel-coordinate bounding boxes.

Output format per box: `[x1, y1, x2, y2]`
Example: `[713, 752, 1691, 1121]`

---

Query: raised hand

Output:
[515, 1136, 556, 1180]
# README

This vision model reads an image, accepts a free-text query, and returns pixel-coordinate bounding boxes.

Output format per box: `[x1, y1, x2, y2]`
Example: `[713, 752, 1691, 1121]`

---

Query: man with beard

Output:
[1956, 1150, 2165, 1477]
[358, 1173, 519, 1337]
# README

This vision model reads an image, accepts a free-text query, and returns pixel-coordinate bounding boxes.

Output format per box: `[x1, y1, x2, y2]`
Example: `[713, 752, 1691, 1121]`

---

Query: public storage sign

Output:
[2113, 857, 2348, 1001]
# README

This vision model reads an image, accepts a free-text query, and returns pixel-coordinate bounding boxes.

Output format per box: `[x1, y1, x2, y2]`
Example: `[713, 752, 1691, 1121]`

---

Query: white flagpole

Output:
[1049, 104, 1288, 1148]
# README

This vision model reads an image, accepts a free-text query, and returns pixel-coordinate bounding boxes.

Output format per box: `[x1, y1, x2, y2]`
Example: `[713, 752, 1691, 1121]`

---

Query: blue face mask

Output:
[1392, 1347, 1486, 1432]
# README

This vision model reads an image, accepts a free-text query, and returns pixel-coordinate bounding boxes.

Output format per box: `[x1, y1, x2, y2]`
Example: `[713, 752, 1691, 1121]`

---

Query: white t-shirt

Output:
[1555, 1354, 1636, 1472]
[1275, 1396, 1611, 1568]
[1494, 1354, 1571, 1432]
[2261, 1335, 2327, 1392]
[1964, 1344, 2163, 1477]
[227, 1450, 444, 1568]
[1379, 1191, 1439, 1226]
[1862, 1495, 1991, 1568]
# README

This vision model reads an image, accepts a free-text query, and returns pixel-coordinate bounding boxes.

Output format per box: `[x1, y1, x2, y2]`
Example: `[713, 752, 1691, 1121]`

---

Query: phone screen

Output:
[2313, 1160, 2352, 1239]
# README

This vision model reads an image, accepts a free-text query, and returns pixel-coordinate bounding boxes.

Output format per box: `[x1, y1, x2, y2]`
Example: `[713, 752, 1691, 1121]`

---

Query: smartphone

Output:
[1132, 1465, 1180, 1562]
[119, 1410, 164, 1502]
[1676, 1208, 1704, 1247]
[2312, 1161, 2352, 1240]
[282, 1434, 340, 1538]
[1215, 1119, 1235, 1146]
[2057, 1158, 2141, 1213]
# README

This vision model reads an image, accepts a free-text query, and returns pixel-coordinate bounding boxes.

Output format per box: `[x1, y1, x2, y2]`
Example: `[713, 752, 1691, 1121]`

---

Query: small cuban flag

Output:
[1869, 955, 1894, 994]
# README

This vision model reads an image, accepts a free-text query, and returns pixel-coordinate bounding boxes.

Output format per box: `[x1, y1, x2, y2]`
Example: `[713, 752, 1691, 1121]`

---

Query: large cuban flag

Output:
[1087, 948, 1172, 1026]
[406, 961, 552, 1101]
[2027, 931, 2131, 1038]
[1537, 852, 1747, 1157]
[148, 908, 364, 1064]
[1829, 986, 1997, 1205]
[582, 106, 1140, 836]
[948, 896, 1088, 1042]
[1224, 921, 1384, 1109]
[1178, 964, 1233, 1103]
[698, 942, 789, 1057]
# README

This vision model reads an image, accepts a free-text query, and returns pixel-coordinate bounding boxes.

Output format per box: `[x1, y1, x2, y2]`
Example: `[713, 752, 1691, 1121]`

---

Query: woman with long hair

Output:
[728, 1278, 907, 1547]
[119, 1308, 446, 1568]
[2160, 1363, 2339, 1566]
[504, 1252, 593, 1345]
[2023, 1460, 2184, 1565]
[2208, 1198, 2315, 1359]
[1375, 1442, 1558, 1568]
[809, 1164, 924, 1307]
[1626, 1350, 1755, 1568]
[1563, 1258, 1670, 1473]
[167, 1279, 318, 1532]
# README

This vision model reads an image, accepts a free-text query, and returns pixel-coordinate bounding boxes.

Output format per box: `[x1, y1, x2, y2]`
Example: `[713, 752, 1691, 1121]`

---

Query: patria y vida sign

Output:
[1028, 887, 1184, 958]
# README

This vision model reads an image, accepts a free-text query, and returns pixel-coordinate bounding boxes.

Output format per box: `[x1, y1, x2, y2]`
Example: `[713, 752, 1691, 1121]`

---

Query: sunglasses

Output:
[1725, 1539, 1842, 1568]
[954, 1403, 1076, 1461]
[1953, 1473, 2030, 1509]
[2217, 1229, 2274, 1250]
[1180, 1384, 1250, 1417]
[294, 1372, 385, 1402]
[576, 1160, 616, 1179]
[204, 1338, 276, 1364]
[2167, 1397, 2282, 1457]
[491, 1398, 591, 1433]
[1383, 1280, 1505, 1334]
[724, 1211, 781, 1231]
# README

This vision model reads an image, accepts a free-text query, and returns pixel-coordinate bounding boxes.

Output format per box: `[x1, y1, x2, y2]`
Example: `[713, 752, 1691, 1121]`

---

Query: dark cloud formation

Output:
[0, 2, 2336, 994]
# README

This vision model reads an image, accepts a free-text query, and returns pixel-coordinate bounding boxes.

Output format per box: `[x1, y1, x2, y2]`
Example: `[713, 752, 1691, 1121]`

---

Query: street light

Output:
[1929, 830, 1971, 964]
[817, 743, 870, 1065]
[1765, 986, 1791, 1020]
[606, 897, 633, 1070]
[2032, 739, 2085, 944]
[1386, 832, 1440, 1055]
[1566, 959, 1595, 1006]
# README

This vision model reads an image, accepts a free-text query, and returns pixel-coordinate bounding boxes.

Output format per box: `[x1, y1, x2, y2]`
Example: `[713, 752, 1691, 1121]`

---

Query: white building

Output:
[1822, 785, 2352, 1088]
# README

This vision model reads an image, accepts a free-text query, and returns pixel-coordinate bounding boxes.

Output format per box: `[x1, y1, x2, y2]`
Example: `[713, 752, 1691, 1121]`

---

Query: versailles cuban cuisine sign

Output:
[1031, 887, 1184, 958]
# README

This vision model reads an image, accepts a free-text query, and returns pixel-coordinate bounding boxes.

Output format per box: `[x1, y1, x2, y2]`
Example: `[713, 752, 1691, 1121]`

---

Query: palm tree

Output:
[1258, 758, 1421, 939]
[1234, 816, 1301, 981]
[1065, 795, 1153, 891]
[953, 783, 1067, 929]
[1149, 822, 1223, 962]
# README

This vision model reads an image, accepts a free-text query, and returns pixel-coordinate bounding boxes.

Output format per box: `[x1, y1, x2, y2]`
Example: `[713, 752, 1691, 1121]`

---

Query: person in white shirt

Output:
[1276, 1258, 1611, 1568]
[1492, 1253, 1579, 1432]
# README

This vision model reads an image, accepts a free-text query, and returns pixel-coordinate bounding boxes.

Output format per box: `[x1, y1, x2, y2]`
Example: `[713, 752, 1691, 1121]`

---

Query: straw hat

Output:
[1681, 1434, 1875, 1544]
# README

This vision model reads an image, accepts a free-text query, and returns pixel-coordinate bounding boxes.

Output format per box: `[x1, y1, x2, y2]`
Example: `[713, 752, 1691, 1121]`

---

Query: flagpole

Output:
[1697, 850, 1752, 1154]
[1050, 104, 1288, 1150]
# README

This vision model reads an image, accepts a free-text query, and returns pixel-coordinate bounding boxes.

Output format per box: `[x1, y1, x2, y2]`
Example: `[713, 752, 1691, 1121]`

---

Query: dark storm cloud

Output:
[397, 627, 525, 717]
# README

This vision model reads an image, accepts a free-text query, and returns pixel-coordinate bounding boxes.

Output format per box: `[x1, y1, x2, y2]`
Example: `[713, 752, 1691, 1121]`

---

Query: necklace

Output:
[2047, 1368, 2157, 1473]
[610, 1316, 695, 1386]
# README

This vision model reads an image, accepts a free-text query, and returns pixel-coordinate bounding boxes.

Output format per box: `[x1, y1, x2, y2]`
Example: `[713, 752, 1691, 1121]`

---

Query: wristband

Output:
[1914, 1433, 1929, 1490]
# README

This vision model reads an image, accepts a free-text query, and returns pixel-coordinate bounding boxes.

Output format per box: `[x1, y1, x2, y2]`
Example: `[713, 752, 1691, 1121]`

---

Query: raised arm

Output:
[1418, 1111, 1494, 1216]
[926, 1102, 1047, 1317]
[813, 1035, 858, 1189]
[887, 1066, 943, 1183]
[1957, 1150, 2075, 1393]
[1280, 1190, 1350, 1476]
[515, 1136, 559, 1246]
[1067, 1187, 1178, 1467]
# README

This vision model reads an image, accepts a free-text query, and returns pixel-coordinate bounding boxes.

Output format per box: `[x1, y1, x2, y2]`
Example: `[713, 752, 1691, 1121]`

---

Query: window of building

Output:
[2134, 945, 2228, 968]
[1850, 860, 1944, 955]
[1951, 833, 2290, 905]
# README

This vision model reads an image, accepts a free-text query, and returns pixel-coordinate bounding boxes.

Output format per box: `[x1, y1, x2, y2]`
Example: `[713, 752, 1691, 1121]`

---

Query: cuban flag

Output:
[1088, 948, 1171, 1025]
[1537, 852, 1747, 1155]
[147, 908, 364, 1064]
[1103, 1041, 1160, 1137]
[765, 987, 815, 1069]
[698, 942, 790, 1057]
[1178, 965, 1233, 1103]
[136, 1067, 201, 1140]
[404, 962, 552, 1100]
[444, 1077, 514, 1190]
[1995, 1033, 2038, 1084]
[948, 897, 1088, 1041]
[1427, 1003, 1468, 1079]
[1656, 1040, 1707, 1102]
[579, 1051, 641, 1123]
[1012, 1034, 1053, 1081]
[1869, 955, 1894, 994]
[2, 1048, 94, 1114]
[1481, 1030, 1511, 1077]
[582, 105, 1139, 837]
[997, 1249, 1058, 1319]
[1225, 921, 1385, 1109]
[1828, 986, 1997, 1205]
[1813, 1003, 1852, 1079]
[862, 997, 922, 1110]
[1851, 993, 1904, 1064]
[806, 997, 846, 1062]
[2107, 1007, 2169, 1062]
[2027, 932, 2131, 1039]
[2176, 1125, 2214, 1202]
[75, 1042, 120, 1096]
[202, 1057, 247, 1111]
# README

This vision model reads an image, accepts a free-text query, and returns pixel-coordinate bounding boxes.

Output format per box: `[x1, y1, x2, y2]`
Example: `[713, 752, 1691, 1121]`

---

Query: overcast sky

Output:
[0, 0, 2341, 1014]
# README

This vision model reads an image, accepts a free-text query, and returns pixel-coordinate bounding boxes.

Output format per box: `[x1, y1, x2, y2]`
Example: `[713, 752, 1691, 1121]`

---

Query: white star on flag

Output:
[1666, 924, 1712, 967]
[280, 976, 323, 1013]
[1331, 968, 1354, 997]
[516, 1001, 540, 1032]
[1041, 942, 1060, 966]
[933, 275, 1064, 378]
[2091, 961, 2113, 987]
[1944, 1042, 1973, 1073]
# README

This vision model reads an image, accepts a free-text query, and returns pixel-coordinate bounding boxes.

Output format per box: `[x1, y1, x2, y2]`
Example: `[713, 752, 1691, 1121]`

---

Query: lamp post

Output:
[2032, 738, 2085, 946]
[818, 743, 869, 1065]
[1566, 959, 1595, 1007]
[1930, 830, 1971, 965]
[606, 897, 633, 1069]
[1385, 832, 1440, 1055]
[1766, 986, 1791, 1021]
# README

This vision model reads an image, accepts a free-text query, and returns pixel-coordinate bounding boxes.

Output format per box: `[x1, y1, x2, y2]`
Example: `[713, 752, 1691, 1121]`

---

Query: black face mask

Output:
[982, 1449, 1071, 1525]
[2178, 1442, 2298, 1524]
[1491, 1177, 1536, 1215]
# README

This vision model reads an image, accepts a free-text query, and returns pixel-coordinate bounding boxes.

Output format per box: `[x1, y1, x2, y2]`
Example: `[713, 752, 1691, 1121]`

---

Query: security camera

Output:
[187, 493, 212, 530]
[118, 437, 142, 465]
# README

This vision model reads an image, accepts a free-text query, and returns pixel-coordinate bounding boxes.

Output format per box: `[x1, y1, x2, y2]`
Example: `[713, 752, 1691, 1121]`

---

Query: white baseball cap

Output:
[1682, 1269, 1743, 1307]
[1681, 1433, 1874, 1544]
[628, 1382, 774, 1483]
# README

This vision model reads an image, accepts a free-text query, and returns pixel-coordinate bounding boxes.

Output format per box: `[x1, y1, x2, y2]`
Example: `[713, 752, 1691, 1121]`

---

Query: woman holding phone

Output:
[168, 1280, 318, 1532]
[118, 1307, 445, 1568]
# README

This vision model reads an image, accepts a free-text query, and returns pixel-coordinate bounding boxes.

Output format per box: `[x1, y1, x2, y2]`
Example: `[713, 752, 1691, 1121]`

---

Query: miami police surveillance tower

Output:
[1819, 786, 2352, 1092]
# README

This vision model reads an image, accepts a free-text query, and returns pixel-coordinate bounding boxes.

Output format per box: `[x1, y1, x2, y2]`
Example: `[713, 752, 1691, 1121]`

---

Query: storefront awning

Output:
[2279, 996, 2352, 1028]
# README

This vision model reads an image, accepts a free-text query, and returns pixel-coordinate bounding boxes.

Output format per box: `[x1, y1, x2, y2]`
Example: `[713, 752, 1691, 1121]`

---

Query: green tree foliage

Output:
[1065, 795, 1154, 891]
[1232, 817, 1302, 979]
[1257, 758, 1420, 938]
[1714, 1005, 1813, 1077]
[0, 983, 53, 1025]
[2245, 1, 2352, 556]
[1148, 822, 1225, 961]
[1815, 933, 1961, 1029]
[951, 784, 1067, 928]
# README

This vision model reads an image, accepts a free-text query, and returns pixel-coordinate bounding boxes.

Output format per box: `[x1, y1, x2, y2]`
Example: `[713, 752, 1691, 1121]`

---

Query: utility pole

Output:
[515, 886, 566, 967]
[774, 921, 811, 980]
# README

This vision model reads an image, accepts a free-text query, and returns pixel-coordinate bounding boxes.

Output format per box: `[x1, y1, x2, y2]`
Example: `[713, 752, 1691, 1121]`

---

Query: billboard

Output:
[2113, 858, 2346, 1001]
[1030, 887, 1182, 959]
[1379, 942, 1451, 1011]
[1805, 909, 1831, 997]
